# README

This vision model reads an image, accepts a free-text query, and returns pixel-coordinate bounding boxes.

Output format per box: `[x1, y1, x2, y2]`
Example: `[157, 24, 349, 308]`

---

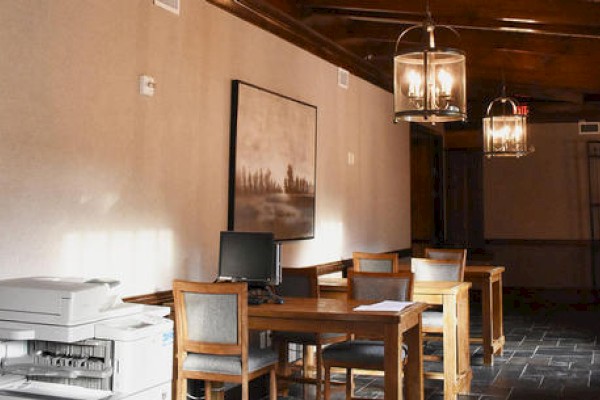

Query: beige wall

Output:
[0, 1, 411, 296]
[484, 123, 588, 240]
[484, 122, 594, 287]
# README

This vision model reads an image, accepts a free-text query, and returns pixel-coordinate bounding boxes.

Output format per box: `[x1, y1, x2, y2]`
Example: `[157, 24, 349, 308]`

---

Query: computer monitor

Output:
[218, 231, 280, 286]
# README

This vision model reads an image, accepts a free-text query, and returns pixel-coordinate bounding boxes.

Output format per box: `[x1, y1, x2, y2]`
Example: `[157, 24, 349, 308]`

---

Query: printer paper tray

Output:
[1, 363, 112, 379]
[0, 381, 112, 399]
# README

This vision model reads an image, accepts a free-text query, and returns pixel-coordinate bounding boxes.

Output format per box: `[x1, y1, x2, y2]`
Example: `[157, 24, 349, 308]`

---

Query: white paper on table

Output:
[353, 300, 414, 312]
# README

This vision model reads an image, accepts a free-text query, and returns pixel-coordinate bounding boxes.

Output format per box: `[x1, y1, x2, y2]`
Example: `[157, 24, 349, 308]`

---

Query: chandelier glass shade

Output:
[394, 22, 467, 123]
[483, 96, 531, 158]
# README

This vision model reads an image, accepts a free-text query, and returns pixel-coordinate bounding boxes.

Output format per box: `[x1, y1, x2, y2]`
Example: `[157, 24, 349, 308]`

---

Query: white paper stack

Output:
[353, 300, 414, 312]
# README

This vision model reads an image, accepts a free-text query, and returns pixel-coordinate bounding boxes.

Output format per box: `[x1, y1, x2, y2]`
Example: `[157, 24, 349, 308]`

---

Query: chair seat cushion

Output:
[322, 340, 407, 369]
[272, 331, 345, 344]
[183, 347, 278, 375]
[422, 311, 443, 328]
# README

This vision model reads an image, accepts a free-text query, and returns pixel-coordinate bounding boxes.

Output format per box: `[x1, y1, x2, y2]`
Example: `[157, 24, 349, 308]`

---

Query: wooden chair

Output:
[352, 251, 399, 273]
[411, 257, 465, 284]
[410, 258, 465, 376]
[273, 266, 347, 400]
[424, 247, 467, 271]
[173, 280, 278, 400]
[322, 270, 414, 400]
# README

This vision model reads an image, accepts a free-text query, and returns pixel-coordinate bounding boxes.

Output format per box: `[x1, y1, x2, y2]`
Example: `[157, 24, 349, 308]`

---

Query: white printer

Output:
[0, 277, 173, 400]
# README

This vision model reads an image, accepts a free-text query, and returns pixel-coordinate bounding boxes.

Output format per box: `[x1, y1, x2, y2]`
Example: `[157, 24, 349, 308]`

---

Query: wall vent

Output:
[338, 68, 349, 89]
[154, 0, 180, 15]
[579, 121, 600, 135]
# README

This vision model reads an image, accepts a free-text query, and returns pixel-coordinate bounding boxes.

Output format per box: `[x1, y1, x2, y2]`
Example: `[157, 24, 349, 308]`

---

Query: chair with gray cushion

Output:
[173, 280, 278, 400]
[421, 249, 467, 332]
[322, 270, 414, 400]
[411, 257, 464, 330]
[411, 257, 465, 283]
[273, 267, 347, 400]
[424, 248, 467, 271]
[410, 257, 465, 367]
[352, 251, 399, 273]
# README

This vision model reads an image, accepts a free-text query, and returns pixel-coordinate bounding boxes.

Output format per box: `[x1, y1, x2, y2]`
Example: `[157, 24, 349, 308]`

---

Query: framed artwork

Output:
[228, 80, 317, 241]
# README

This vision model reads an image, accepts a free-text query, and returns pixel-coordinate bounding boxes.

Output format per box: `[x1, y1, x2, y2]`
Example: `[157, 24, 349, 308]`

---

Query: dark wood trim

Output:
[123, 250, 413, 304]
[388, 248, 413, 258]
[503, 286, 600, 310]
[485, 239, 592, 247]
[124, 290, 173, 305]
[205, 0, 390, 91]
[414, 238, 593, 247]
[313, 260, 346, 275]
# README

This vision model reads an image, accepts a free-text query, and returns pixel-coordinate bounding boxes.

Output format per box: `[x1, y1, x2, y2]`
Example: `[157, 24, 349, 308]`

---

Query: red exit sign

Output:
[517, 105, 529, 115]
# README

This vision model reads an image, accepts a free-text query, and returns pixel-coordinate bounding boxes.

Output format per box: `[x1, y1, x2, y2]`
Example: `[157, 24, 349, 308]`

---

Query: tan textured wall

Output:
[0, 1, 410, 295]
[484, 123, 593, 287]
[484, 123, 588, 240]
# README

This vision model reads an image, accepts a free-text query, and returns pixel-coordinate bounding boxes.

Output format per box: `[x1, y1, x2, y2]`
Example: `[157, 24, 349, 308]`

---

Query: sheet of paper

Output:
[353, 300, 413, 312]
[0, 381, 112, 400]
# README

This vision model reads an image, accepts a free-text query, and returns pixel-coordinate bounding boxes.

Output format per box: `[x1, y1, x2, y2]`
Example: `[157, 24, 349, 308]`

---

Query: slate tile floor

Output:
[281, 304, 600, 400]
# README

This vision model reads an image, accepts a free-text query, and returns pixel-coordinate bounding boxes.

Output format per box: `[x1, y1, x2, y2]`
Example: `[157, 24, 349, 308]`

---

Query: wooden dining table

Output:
[248, 297, 429, 400]
[319, 279, 472, 400]
[462, 265, 505, 365]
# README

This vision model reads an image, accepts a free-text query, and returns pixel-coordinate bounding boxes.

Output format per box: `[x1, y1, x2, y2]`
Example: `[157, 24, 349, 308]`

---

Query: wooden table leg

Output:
[493, 276, 504, 356]
[457, 289, 472, 393]
[404, 317, 424, 400]
[482, 278, 494, 365]
[442, 295, 458, 400]
[384, 323, 402, 400]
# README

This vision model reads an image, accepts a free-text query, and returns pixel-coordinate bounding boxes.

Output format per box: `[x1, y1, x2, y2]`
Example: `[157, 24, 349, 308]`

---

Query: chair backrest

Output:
[348, 270, 414, 301]
[424, 248, 467, 270]
[278, 266, 319, 298]
[352, 252, 399, 273]
[411, 257, 465, 282]
[173, 280, 247, 358]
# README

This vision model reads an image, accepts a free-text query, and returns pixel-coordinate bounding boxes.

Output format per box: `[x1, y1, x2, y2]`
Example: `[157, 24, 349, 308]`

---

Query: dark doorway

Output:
[445, 148, 485, 251]
[410, 124, 444, 252]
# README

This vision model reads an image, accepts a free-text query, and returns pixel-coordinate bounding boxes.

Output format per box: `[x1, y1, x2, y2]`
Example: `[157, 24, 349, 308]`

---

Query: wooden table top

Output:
[248, 297, 428, 323]
[398, 259, 505, 276]
[463, 265, 505, 278]
[319, 277, 471, 294]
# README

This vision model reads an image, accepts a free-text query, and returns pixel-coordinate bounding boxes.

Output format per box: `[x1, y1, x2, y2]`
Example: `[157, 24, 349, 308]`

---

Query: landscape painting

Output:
[228, 80, 317, 241]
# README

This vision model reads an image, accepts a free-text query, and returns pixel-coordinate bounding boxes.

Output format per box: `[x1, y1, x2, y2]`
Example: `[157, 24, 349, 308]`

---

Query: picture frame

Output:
[228, 80, 317, 241]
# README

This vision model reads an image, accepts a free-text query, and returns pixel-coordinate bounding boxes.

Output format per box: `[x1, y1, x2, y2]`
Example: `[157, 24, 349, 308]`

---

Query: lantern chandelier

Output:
[393, 2, 467, 123]
[482, 85, 533, 158]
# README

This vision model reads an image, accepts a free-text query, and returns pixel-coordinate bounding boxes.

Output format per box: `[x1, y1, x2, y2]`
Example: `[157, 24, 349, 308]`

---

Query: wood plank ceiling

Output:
[208, 0, 600, 126]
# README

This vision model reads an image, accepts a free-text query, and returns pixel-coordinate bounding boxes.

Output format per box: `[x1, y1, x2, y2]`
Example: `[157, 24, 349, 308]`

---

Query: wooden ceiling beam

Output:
[299, 0, 600, 28]
[326, 19, 600, 57]
[467, 80, 585, 104]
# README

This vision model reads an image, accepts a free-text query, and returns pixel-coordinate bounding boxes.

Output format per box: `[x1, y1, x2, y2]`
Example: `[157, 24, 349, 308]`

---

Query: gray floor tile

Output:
[271, 307, 600, 400]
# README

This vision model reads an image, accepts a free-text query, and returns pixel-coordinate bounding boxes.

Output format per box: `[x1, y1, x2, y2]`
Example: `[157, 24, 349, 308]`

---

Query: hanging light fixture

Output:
[482, 86, 532, 158]
[393, 3, 467, 123]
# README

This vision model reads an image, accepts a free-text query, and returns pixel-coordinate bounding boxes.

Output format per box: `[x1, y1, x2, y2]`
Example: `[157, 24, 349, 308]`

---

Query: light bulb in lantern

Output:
[437, 69, 453, 97]
[407, 70, 423, 98]
[492, 125, 509, 150]
[512, 125, 523, 141]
